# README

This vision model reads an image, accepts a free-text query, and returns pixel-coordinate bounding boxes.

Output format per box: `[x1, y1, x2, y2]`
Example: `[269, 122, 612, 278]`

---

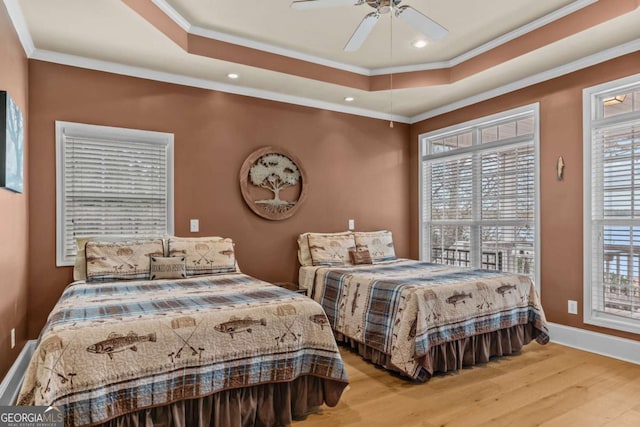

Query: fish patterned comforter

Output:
[312, 259, 549, 380]
[18, 273, 348, 426]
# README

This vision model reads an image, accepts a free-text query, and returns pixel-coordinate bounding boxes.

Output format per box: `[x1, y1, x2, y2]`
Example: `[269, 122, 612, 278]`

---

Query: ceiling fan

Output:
[290, 0, 448, 52]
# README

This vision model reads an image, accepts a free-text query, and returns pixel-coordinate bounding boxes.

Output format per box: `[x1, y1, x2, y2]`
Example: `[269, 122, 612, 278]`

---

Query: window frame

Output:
[418, 103, 541, 291]
[55, 121, 175, 266]
[583, 73, 640, 334]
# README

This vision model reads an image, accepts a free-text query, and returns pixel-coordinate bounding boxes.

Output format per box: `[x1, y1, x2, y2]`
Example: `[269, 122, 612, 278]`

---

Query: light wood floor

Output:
[294, 343, 640, 427]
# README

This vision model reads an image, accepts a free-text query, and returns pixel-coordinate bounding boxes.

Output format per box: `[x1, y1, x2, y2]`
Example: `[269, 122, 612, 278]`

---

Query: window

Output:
[56, 122, 174, 266]
[419, 104, 539, 285]
[584, 74, 640, 334]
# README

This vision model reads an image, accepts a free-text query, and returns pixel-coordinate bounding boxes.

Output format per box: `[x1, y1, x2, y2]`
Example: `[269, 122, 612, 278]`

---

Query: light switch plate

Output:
[568, 300, 578, 315]
[190, 219, 199, 233]
[348, 219, 355, 230]
[10, 328, 15, 349]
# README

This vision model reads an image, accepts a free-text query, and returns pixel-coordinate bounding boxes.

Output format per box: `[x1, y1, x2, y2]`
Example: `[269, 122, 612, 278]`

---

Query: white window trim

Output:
[583, 72, 640, 334]
[55, 121, 175, 267]
[418, 103, 541, 292]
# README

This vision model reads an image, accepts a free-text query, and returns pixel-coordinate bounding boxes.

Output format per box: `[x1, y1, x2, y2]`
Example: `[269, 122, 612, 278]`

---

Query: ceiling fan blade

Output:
[291, 0, 363, 10]
[344, 12, 380, 52]
[395, 6, 448, 40]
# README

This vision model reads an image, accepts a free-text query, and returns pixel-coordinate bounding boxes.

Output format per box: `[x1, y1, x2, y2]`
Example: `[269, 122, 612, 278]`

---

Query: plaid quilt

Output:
[18, 273, 348, 426]
[313, 259, 549, 380]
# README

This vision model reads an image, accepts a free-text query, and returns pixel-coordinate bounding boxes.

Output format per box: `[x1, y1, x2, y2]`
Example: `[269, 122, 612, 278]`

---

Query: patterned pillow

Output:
[297, 231, 352, 266]
[149, 256, 186, 280]
[168, 237, 237, 276]
[353, 231, 396, 263]
[349, 247, 373, 265]
[74, 235, 164, 281]
[308, 234, 356, 266]
[73, 237, 92, 281]
[86, 239, 165, 282]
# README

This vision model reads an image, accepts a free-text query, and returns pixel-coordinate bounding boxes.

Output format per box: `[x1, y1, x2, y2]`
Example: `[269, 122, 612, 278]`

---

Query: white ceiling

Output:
[166, 0, 577, 69]
[8, 0, 640, 121]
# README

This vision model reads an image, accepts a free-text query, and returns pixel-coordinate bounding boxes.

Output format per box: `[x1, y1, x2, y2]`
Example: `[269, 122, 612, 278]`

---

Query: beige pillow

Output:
[86, 239, 165, 282]
[308, 233, 356, 266]
[168, 237, 237, 276]
[73, 235, 165, 281]
[353, 230, 396, 263]
[149, 256, 186, 280]
[73, 237, 92, 281]
[297, 231, 352, 266]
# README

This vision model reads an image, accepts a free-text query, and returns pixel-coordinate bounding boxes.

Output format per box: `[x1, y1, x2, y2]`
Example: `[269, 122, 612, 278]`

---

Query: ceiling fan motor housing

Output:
[367, 0, 402, 14]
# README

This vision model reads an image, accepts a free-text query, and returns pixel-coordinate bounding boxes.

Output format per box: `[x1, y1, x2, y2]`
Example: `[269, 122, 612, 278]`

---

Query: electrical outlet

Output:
[348, 219, 355, 230]
[190, 219, 199, 233]
[10, 328, 15, 349]
[568, 300, 578, 315]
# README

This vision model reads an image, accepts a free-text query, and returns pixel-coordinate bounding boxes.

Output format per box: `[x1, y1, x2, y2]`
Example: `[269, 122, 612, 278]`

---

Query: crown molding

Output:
[29, 49, 411, 124]
[189, 24, 372, 76]
[21, 37, 640, 126]
[6, 0, 639, 125]
[151, 0, 370, 76]
[3, 0, 35, 57]
[409, 37, 640, 124]
[150, 0, 191, 32]
[150, 0, 596, 76]
[371, 0, 597, 75]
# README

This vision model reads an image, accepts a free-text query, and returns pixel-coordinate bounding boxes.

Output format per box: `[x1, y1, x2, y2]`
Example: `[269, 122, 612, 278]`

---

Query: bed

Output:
[298, 230, 549, 381]
[18, 236, 348, 427]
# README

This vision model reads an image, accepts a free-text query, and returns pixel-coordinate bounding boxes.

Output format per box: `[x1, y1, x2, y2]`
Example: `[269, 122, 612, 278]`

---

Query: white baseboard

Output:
[0, 340, 36, 405]
[548, 322, 640, 365]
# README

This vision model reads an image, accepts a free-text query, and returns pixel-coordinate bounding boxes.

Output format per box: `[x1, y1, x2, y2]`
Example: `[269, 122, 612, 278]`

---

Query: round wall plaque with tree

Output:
[239, 147, 307, 220]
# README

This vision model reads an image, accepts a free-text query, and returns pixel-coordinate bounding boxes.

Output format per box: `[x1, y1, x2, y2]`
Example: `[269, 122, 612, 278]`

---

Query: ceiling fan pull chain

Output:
[389, 8, 394, 129]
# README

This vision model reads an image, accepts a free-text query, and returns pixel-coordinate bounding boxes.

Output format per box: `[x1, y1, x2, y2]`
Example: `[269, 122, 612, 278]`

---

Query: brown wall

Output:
[27, 60, 411, 337]
[0, 3, 29, 378]
[15, 18, 640, 357]
[410, 51, 640, 341]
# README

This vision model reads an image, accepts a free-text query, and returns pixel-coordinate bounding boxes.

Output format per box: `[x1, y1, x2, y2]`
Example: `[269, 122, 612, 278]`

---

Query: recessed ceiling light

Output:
[412, 40, 428, 49]
[227, 73, 239, 79]
[344, 96, 355, 102]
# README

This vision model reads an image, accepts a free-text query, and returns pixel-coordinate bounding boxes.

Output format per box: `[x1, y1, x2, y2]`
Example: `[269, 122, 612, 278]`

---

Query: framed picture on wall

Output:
[0, 91, 24, 193]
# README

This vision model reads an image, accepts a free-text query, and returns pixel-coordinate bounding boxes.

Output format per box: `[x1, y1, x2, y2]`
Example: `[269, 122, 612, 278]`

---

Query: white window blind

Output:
[419, 105, 539, 282]
[56, 122, 174, 266]
[585, 76, 640, 333]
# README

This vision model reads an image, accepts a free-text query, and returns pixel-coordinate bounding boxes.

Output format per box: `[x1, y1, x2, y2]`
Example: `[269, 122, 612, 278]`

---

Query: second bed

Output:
[298, 231, 549, 381]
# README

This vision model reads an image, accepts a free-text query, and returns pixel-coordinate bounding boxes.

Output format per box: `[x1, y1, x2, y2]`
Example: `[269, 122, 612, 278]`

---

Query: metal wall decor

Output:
[239, 147, 307, 220]
[556, 156, 565, 181]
